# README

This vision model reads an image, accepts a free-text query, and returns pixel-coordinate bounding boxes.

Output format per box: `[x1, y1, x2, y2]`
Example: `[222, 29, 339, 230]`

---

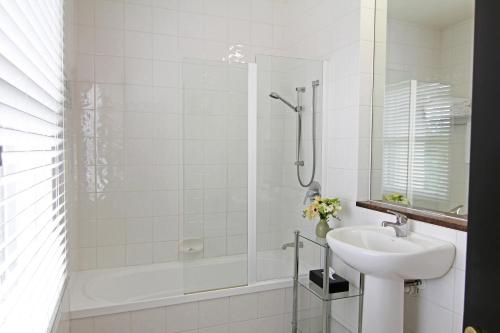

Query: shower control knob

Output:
[464, 326, 480, 333]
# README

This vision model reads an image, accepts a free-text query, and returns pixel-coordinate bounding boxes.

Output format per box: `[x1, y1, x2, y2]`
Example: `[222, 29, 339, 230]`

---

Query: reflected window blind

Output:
[382, 80, 451, 204]
[0, 1, 66, 332]
[382, 81, 411, 196]
[412, 82, 452, 201]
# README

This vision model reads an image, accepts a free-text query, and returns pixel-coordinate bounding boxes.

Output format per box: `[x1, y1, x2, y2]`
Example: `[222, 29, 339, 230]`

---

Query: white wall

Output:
[278, 0, 467, 332]
[67, 0, 468, 332]
[71, 0, 285, 271]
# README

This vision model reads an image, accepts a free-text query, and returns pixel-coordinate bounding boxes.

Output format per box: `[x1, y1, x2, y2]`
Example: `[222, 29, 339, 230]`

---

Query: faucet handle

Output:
[386, 210, 408, 224]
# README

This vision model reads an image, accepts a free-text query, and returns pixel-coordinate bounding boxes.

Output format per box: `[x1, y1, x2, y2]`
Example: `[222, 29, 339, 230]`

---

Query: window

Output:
[0, 1, 66, 332]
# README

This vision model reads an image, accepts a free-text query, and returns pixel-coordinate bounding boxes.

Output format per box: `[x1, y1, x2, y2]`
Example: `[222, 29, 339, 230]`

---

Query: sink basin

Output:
[326, 225, 455, 279]
[326, 225, 455, 333]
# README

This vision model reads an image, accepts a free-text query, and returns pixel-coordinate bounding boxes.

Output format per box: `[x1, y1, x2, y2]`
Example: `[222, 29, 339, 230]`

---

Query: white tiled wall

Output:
[256, 55, 324, 280]
[277, 0, 468, 332]
[71, 0, 285, 270]
[66, 0, 468, 332]
[69, 288, 301, 333]
[403, 222, 467, 333]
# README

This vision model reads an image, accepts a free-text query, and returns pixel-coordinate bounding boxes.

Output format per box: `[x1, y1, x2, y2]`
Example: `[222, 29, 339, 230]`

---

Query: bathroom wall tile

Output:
[153, 8, 179, 35]
[97, 219, 126, 246]
[452, 313, 464, 333]
[153, 241, 178, 262]
[95, 56, 124, 83]
[126, 217, 154, 243]
[125, 31, 153, 58]
[70, 318, 94, 333]
[199, 325, 229, 333]
[257, 315, 284, 333]
[228, 19, 251, 44]
[453, 269, 466, 315]
[76, 54, 94, 82]
[228, 0, 251, 20]
[94, 313, 131, 333]
[131, 308, 166, 333]
[95, 83, 124, 109]
[455, 231, 467, 270]
[419, 266, 455, 310]
[204, 236, 227, 257]
[79, 247, 97, 270]
[229, 293, 258, 322]
[96, 136, 124, 165]
[96, 192, 124, 219]
[153, 216, 179, 241]
[251, 23, 273, 48]
[125, 4, 153, 32]
[126, 243, 153, 265]
[257, 289, 285, 317]
[95, 0, 124, 29]
[152, 61, 180, 87]
[97, 245, 126, 268]
[227, 235, 247, 255]
[125, 84, 154, 112]
[96, 28, 125, 56]
[125, 58, 153, 85]
[204, 0, 227, 17]
[229, 320, 258, 333]
[179, 12, 204, 39]
[78, 25, 95, 54]
[205, 16, 228, 42]
[152, 191, 179, 216]
[166, 302, 198, 333]
[123, 191, 153, 217]
[179, 0, 203, 13]
[76, 0, 95, 25]
[198, 298, 230, 328]
[153, 34, 180, 61]
[79, 220, 97, 247]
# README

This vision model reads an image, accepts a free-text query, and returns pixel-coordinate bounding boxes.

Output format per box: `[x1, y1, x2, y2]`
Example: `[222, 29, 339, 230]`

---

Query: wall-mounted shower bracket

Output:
[294, 160, 305, 166]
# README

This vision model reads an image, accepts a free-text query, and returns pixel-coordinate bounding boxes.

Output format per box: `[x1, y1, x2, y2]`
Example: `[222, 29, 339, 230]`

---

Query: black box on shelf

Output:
[309, 269, 349, 294]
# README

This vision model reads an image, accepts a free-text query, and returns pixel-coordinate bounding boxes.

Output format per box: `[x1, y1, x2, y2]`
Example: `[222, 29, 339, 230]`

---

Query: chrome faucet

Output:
[303, 181, 321, 205]
[382, 210, 409, 237]
[448, 204, 464, 215]
[281, 241, 304, 250]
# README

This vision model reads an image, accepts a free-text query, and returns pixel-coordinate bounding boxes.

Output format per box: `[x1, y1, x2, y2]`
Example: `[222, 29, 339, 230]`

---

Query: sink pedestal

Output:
[362, 275, 404, 333]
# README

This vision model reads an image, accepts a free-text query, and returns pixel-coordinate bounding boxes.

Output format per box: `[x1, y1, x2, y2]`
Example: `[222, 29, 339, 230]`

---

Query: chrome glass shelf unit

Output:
[292, 230, 364, 333]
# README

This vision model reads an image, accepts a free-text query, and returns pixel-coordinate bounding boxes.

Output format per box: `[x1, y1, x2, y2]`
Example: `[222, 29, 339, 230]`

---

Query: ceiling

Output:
[388, 0, 475, 28]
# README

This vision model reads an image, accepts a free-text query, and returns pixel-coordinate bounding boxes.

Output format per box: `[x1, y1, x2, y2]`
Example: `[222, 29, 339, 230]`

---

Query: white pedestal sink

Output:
[326, 226, 455, 333]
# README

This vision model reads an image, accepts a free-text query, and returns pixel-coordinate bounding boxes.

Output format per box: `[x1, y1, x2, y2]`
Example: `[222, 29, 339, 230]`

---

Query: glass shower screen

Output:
[181, 59, 249, 293]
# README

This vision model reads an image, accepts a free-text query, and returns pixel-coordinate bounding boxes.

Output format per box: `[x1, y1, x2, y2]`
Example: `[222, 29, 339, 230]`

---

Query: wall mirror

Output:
[368, 0, 475, 226]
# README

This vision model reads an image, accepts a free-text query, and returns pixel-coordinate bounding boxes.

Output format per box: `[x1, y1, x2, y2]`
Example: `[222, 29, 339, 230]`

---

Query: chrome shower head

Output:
[268, 91, 297, 111]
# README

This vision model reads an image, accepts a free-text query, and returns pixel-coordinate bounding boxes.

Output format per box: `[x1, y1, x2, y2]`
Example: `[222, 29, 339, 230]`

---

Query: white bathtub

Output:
[70, 251, 307, 318]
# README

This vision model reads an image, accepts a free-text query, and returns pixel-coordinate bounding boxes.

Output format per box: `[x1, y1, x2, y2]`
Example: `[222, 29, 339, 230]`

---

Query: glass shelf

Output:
[299, 232, 329, 248]
[298, 275, 362, 302]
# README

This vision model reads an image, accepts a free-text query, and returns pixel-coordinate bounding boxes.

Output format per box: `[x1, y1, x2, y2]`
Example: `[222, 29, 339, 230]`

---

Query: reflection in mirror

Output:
[371, 0, 475, 217]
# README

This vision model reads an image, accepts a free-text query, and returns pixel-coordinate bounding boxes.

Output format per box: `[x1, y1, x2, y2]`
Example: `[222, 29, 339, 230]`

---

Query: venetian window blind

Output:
[0, 0, 67, 332]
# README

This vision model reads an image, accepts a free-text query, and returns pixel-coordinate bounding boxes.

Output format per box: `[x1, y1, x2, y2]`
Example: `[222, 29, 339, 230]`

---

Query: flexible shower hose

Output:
[296, 82, 318, 188]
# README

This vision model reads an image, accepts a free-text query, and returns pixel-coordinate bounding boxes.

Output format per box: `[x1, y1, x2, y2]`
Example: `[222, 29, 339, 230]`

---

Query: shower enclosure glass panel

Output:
[181, 59, 248, 293]
[256, 55, 324, 281]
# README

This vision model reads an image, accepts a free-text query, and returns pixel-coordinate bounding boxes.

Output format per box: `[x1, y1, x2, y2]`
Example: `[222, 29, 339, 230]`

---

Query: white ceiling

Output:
[388, 0, 474, 28]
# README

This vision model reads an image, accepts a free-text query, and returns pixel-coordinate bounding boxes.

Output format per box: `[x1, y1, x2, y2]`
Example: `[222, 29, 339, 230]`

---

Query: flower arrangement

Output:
[303, 196, 342, 222]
